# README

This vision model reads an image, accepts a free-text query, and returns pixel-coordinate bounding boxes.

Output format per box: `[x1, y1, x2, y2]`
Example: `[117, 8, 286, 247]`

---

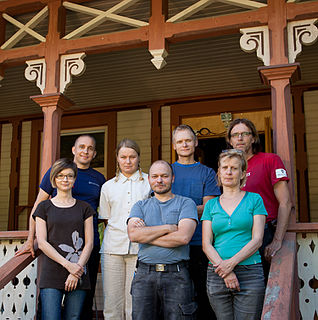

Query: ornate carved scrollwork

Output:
[24, 59, 46, 94]
[239, 26, 270, 66]
[60, 53, 86, 93]
[287, 19, 318, 63]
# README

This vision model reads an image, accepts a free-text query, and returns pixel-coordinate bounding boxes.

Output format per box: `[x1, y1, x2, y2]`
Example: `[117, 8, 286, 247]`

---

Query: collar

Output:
[119, 170, 141, 183]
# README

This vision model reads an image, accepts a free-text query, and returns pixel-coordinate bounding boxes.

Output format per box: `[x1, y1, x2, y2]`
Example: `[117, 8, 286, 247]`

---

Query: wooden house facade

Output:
[0, 0, 318, 319]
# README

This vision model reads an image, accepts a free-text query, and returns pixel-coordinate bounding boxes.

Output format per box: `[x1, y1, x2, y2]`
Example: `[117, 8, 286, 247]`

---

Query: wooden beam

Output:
[165, 8, 268, 42]
[0, 230, 28, 239]
[287, 1, 318, 21]
[288, 222, 318, 232]
[58, 27, 148, 55]
[0, 0, 47, 16]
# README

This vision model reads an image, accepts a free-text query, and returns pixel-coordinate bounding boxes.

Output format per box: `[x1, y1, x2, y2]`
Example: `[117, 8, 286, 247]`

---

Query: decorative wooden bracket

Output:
[240, 26, 270, 66]
[25, 59, 46, 94]
[60, 53, 86, 93]
[63, 1, 148, 40]
[287, 19, 318, 63]
[1, 6, 48, 50]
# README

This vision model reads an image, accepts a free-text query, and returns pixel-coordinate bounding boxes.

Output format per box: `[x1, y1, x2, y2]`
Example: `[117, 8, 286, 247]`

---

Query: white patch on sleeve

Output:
[275, 169, 287, 179]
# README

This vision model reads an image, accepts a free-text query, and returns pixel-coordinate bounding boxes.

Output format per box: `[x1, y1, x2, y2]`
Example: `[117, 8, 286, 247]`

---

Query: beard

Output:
[153, 184, 172, 195]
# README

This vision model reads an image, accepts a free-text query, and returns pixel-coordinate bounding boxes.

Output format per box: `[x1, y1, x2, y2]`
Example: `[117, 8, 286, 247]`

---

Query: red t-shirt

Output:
[242, 152, 289, 222]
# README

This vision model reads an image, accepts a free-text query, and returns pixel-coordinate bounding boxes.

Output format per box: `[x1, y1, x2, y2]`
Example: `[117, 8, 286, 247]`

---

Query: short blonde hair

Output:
[50, 158, 77, 188]
[217, 149, 247, 187]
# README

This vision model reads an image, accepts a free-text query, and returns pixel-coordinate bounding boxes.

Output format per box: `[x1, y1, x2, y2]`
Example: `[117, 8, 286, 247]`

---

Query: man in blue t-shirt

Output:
[128, 160, 198, 319]
[171, 124, 220, 319]
[16, 134, 106, 320]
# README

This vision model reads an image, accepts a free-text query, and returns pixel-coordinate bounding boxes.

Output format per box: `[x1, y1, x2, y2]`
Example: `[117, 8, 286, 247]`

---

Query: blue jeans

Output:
[40, 288, 86, 320]
[206, 264, 265, 320]
[131, 262, 197, 319]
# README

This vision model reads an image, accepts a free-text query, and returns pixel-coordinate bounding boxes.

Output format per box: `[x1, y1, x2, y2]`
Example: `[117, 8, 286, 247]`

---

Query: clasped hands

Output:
[64, 261, 84, 292]
[214, 259, 240, 291]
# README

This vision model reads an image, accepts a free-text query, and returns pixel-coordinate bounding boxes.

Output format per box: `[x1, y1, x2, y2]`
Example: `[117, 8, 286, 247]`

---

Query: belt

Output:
[265, 219, 277, 229]
[136, 260, 188, 272]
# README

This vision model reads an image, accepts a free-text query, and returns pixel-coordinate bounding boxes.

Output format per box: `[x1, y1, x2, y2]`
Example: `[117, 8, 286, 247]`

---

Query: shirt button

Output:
[128, 192, 130, 194]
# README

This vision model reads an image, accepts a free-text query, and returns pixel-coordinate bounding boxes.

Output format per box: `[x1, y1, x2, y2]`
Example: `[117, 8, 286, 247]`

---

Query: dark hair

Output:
[74, 134, 96, 149]
[172, 124, 197, 143]
[149, 160, 174, 177]
[226, 118, 261, 154]
[50, 158, 77, 188]
[217, 149, 247, 187]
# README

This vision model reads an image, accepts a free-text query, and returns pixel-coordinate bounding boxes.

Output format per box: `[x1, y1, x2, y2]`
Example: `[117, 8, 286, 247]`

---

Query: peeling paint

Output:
[264, 310, 272, 319]
[264, 286, 280, 305]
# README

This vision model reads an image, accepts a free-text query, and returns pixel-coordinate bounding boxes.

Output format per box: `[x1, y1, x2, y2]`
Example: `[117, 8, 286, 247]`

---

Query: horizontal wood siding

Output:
[18, 121, 31, 230]
[0, 124, 12, 230]
[117, 109, 151, 174]
[304, 91, 318, 221]
[161, 106, 171, 162]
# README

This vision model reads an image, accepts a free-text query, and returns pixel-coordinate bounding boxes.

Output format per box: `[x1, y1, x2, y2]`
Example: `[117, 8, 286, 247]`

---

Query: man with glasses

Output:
[16, 134, 106, 319]
[227, 118, 292, 280]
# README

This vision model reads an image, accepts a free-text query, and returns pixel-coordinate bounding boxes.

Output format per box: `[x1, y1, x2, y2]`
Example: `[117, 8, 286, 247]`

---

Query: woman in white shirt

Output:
[99, 138, 151, 320]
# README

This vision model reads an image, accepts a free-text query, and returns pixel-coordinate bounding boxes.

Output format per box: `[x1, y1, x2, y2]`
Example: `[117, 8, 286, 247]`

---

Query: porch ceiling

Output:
[0, 0, 317, 119]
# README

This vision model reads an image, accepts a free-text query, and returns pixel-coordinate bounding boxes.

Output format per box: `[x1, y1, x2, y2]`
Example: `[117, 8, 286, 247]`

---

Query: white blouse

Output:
[98, 171, 151, 254]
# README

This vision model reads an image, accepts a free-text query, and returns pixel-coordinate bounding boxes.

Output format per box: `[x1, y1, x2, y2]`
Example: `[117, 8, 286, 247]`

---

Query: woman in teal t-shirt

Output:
[202, 149, 267, 320]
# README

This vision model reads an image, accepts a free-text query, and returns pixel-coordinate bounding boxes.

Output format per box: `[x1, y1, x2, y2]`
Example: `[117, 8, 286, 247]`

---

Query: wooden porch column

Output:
[259, 64, 300, 223]
[31, 93, 73, 179]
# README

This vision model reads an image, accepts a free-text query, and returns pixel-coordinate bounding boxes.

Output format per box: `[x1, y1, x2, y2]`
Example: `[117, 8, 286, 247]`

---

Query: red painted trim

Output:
[288, 223, 318, 233]
[0, 230, 28, 239]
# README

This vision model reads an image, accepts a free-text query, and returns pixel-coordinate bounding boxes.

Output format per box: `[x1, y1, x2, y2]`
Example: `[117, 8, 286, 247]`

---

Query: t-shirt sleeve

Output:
[98, 183, 111, 220]
[32, 201, 47, 221]
[204, 168, 221, 197]
[39, 168, 54, 195]
[180, 198, 199, 223]
[84, 203, 95, 220]
[201, 198, 214, 221]
[268, 154, 289, 186]
[252, 193, 268, 217]
[129, 200, 145, 221]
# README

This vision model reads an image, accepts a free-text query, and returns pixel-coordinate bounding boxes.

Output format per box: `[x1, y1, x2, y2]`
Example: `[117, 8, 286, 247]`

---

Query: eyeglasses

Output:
[230, 132, 252, 138]
[56, 174, 75, 180]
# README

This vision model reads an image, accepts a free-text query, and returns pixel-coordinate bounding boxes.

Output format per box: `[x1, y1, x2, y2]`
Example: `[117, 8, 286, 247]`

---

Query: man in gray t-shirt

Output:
[128, 160, 198, 319]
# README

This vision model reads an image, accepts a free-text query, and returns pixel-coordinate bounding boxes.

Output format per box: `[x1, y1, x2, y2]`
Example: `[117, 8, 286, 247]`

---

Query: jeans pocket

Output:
[178, 301, 197, 319]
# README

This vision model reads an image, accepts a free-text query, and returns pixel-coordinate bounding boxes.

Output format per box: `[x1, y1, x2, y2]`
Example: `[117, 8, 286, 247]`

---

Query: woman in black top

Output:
[33, 158, 94, 320]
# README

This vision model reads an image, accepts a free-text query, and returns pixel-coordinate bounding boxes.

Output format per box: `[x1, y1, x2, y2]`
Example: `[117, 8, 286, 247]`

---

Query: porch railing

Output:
[0, 231, 40, 319]
[1, 224, 318, 319]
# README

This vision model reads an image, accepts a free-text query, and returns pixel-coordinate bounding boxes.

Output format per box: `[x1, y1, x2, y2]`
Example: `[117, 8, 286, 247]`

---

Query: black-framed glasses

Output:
[230, 132, 252, 138]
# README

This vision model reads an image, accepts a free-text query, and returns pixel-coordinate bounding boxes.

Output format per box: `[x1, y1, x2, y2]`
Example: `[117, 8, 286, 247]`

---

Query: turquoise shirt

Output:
[201, 192, 267, 265]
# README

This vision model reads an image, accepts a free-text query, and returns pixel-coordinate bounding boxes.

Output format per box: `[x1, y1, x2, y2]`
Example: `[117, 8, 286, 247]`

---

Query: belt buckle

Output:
[155, 264, 166, 272]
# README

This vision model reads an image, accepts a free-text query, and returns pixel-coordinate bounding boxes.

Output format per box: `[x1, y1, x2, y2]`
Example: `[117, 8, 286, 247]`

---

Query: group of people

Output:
[16, 118, 292, 320]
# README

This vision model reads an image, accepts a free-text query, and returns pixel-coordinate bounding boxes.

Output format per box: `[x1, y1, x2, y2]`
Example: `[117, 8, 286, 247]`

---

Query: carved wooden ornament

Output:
[149, 49, 168, 70]
[287, 19, 318, 63]
[240, 26, 270, 66]
[25, 59, 46, 94]
[60, 53, 86, 93]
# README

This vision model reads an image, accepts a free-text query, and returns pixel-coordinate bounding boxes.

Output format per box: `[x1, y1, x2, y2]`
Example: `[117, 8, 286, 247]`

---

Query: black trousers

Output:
[80, 245, 100, 320]
[188, 245, 217, 320]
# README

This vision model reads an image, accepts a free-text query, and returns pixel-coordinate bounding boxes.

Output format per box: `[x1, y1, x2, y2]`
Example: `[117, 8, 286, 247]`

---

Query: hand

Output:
[65, 274, 79, 291]
[223, 272, 240, 291]
[65, 262, 84, 278]
[15, 238, 35, 258]
[132, 218, 145, 228]
[214, 259, 235, 278]
[264, 239, 282, 261]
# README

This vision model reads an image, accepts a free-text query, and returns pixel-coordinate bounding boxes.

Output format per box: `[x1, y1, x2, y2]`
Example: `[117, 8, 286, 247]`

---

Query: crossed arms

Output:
[127, 217, 197, 248]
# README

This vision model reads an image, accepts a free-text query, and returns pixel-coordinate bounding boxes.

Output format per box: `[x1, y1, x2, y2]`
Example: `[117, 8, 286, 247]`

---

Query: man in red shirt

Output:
[227, 118, 292, 279]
